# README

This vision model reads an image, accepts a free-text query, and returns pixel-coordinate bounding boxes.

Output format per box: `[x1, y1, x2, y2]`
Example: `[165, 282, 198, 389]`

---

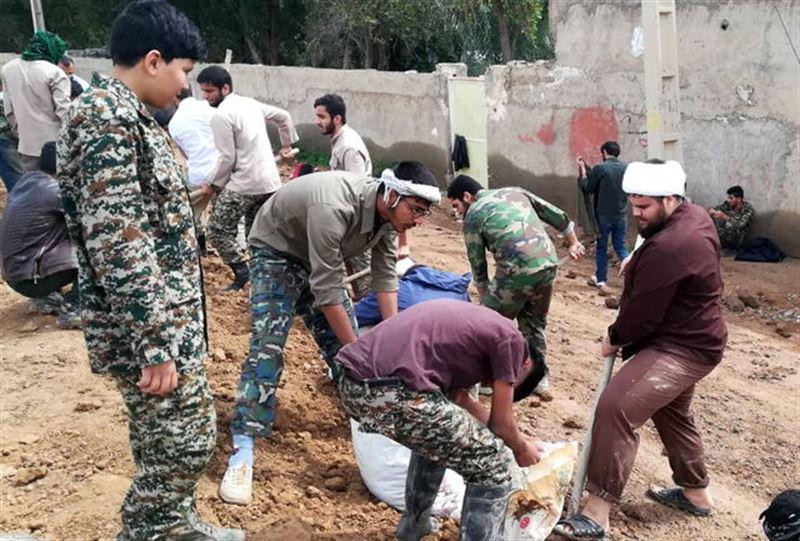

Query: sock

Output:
[228, 434, 254, 468]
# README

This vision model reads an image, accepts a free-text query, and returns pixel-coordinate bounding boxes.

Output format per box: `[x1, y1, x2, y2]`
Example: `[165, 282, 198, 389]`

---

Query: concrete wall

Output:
[516, 0, 799, 254]
[0, 53, 454, 184]
[2, 0, 798, 252]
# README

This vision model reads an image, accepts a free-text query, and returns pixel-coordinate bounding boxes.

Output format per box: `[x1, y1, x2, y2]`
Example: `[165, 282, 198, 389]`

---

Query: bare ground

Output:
[1, 203, 798, 541]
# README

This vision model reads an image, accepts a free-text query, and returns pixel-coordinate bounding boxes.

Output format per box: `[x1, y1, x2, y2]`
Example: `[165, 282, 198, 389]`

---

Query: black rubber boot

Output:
[222, 262, 249, 291]
[395, 453, 446, 541]
[458, 483, 511, 541]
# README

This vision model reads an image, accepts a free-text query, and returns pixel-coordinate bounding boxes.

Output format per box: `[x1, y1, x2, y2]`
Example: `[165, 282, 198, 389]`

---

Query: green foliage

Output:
[0, 0, 554, 74]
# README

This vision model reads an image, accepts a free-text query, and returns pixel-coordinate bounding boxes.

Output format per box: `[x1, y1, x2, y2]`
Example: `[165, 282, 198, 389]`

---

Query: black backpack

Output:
[735, 237, 786, 263]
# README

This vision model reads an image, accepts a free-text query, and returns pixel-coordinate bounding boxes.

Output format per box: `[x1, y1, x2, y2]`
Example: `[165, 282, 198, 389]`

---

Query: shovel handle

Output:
[568, 354, 616, 515]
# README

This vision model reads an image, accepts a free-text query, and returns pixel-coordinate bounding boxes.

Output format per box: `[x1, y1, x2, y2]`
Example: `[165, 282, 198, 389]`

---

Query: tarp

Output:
[354, 265, 472, 327]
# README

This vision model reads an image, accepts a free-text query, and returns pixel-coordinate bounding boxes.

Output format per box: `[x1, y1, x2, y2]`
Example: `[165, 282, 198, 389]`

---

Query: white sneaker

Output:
[587, 275, 607, 288]
[219, 462, 253, 505]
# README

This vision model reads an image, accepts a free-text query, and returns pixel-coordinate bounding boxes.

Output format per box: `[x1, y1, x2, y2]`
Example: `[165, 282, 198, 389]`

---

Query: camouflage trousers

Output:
[335, 367, 512, 485]
[207, 189, 271, 265]
[345, 251, 372, 301]
[714, 221, 748, 250]
[483, 266, 556, 368]
[113, 367, 217, 540]
[231, 244, 357, 438]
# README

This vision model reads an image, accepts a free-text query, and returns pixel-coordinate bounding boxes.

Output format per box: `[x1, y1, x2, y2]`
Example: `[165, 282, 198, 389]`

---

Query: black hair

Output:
[314, 94, 347, 124]
[58, 55, 73, 67]
[197, 66, 233, 91]
[392, 161, 437, 186]
[69, 78, 83, 99]
[645, 158, 665, 164]
[110, 0, 206, 67]
[446, 174, 482, 200]
[39, 142, 57, 175]
[601, 141, 620, 157]
[513, 356, 547, 402]
[727, 185, 744, 199]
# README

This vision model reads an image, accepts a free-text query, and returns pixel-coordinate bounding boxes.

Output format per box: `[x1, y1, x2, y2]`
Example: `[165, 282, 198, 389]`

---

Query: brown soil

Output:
[1, 195, 798, 540]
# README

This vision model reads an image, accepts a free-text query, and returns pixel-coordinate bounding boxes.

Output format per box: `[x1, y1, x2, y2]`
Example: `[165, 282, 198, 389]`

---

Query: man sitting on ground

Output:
[1, 141, 80, 328]
[556, 160, 727, 540]
[447, 175, 584, 399]
[708, 185, 754, 250]
[334, 299, 545, 541]
[218, 162, 441, 506]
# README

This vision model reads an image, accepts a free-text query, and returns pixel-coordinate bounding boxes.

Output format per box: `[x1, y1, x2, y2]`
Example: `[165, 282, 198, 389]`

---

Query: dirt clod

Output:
[739, 293, 760, 309]
[14, 467, 48, 486]
[563, 416, 585, 430]
[724, 294, 745, 312]
[74, 402, 101, 412]
[604, 296, 620, 309]
[323, 476, 348, 492]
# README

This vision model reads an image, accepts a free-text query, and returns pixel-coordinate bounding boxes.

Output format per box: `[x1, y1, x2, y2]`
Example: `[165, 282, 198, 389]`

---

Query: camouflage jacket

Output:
[462, 188, 570, 287]
[0, 96, 16, 143]
[58, 73, 206, 374]
[713, 200, 754, 246]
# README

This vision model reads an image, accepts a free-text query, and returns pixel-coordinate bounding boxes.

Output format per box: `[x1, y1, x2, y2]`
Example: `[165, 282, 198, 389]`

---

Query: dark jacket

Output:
[1, 170, 77, 283]
[580, 157, 628, 222]
[609, 203, 728, 364]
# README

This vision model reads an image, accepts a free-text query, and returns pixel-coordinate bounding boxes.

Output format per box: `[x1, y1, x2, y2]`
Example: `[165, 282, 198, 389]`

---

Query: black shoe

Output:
[396, 454, 445, 541]
[222, 262, 249, 292]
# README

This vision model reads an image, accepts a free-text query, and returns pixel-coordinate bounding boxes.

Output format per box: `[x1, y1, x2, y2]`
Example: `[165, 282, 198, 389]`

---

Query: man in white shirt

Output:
[2, 31, 71, 171]
[195, 66, 298, 291]
[168, 87, 219, 255]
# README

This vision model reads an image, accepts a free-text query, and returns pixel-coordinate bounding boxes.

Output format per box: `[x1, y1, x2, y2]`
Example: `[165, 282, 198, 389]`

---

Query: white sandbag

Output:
[349, 419, 466, 519]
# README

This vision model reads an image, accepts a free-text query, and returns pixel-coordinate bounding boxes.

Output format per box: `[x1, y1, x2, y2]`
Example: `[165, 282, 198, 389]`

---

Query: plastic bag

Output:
[504, 441, 579, 540]
[349, 419, 466, 519]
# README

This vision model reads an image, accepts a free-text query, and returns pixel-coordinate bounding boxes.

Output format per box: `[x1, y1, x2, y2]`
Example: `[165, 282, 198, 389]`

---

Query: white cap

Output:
[622, 161, 686, 197]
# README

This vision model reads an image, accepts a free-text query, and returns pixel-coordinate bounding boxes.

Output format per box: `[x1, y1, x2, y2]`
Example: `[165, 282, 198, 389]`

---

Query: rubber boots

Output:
[223, 262, 249, 291]
[395, 453, 446, 541]
[459, 483, 512, 541]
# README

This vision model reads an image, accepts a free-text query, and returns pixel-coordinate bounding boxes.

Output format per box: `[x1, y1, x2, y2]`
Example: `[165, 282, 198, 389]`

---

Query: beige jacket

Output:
[1, 58, 71, 156]
[330, 124, 372, 175]
[208, 93, 298, 195]
[249, 171, 397, 307]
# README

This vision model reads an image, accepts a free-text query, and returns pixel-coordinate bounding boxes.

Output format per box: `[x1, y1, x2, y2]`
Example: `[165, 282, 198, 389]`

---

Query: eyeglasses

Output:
[402, 197, 432, 218]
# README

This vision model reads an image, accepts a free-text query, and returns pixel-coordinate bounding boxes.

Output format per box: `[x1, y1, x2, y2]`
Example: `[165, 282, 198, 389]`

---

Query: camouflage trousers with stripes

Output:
[114, 367, 217, 540]
[231, 244, 357, 438]
[483, 266, 556, 369]
[207, 189, 271, 266]
[335, 366, 512, 485]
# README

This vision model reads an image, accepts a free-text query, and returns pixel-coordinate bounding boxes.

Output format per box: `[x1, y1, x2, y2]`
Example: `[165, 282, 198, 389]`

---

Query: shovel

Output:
[567, 354, 616, 515]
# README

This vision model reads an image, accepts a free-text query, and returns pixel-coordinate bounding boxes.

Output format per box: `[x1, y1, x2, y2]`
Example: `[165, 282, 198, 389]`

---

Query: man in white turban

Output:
[556, 159, 728, 540]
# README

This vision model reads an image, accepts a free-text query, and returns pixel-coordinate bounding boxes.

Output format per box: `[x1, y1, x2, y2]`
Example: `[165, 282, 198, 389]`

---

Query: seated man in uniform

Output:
[708, 185, 754, 250]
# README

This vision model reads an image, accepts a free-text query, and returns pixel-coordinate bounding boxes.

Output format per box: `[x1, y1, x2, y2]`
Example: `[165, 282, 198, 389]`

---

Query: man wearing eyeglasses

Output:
[447, 175, 585, 400]
[218, 161, 440, 505]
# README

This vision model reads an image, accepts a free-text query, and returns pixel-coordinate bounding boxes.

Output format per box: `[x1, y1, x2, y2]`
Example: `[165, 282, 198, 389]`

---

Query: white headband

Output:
[622, 161, 686, 197]
[379, 169, 441, 205]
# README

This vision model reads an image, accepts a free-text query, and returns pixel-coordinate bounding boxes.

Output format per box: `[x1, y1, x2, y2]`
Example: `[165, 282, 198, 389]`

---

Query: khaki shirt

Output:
[1, 58, 71, 156]
[249, 171, 397, 307]
[208, 93, 298, 195]
[330, 124, 372, 175]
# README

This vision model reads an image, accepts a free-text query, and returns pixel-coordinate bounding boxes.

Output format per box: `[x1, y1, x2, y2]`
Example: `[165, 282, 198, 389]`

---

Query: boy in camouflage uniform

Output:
[57, 2, 242, 539]
[708, 185, 754, 250]
[447, 175, 584, 397]
[334, 300, 546, 540]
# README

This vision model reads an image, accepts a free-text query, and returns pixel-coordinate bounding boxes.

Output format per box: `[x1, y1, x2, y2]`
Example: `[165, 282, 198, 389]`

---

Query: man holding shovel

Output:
[335, 299, 547, 540]
[556, 160, 728, 540]
[447, 175, 585, 399]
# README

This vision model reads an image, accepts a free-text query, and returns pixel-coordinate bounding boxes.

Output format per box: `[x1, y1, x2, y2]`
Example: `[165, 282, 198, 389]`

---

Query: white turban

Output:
[378, 169, 441, 204]
[622, 161, 686, 197]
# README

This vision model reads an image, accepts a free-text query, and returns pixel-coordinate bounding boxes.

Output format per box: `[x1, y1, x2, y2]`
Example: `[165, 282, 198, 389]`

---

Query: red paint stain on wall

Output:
[536, 123, 556, 145]
[518, 133, 536, 145]
[569, 107, 618, 162]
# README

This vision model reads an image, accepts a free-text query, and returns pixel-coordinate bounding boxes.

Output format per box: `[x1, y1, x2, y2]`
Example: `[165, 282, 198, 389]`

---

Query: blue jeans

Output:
[0, 138, 23, 193]
[596, 217, 629, 283]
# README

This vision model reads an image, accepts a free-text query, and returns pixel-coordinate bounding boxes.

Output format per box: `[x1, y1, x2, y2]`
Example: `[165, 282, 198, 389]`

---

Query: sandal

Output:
[553, 513, 607, 540]
[646, 486, 712, 517]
